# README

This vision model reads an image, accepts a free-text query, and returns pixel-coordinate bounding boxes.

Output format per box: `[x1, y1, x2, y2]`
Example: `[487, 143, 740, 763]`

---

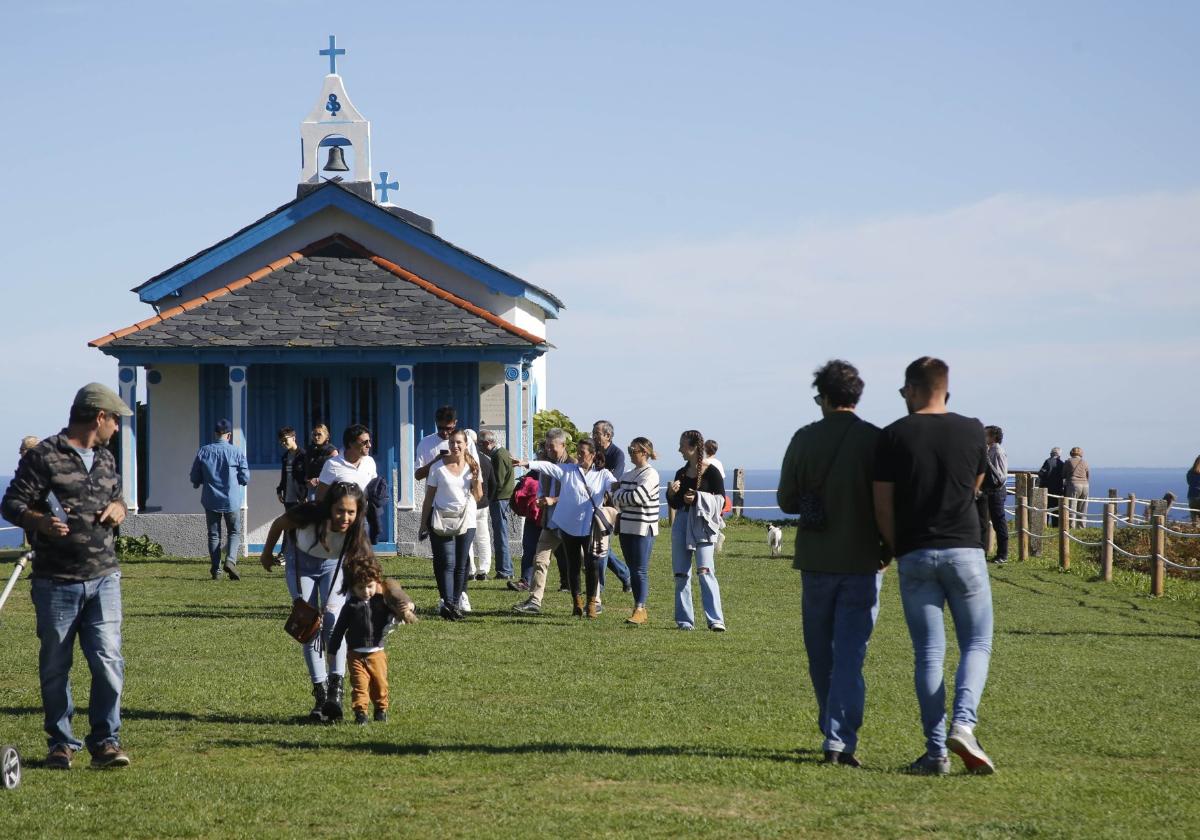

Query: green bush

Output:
[115, 534, 164, 558]
[532, 409, 588, 454]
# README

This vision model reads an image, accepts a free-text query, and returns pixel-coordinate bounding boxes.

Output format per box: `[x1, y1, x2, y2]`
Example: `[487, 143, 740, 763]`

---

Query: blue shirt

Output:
[190, 440, 249, 512]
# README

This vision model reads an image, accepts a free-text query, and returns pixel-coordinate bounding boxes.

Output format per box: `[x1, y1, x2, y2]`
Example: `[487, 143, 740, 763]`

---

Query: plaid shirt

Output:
[2, 431, 123, 581]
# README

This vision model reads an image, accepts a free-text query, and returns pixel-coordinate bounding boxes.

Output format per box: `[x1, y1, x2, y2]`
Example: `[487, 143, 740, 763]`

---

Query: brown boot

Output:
[626, 606, 648, 625]
[586, 598, 601, 619]
[572, 594, 585, 617]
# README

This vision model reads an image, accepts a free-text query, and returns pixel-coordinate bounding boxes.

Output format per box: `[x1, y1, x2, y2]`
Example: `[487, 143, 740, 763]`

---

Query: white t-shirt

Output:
[707, 457, 726, 478]
[318, 454, 378, 492]
[426, 462, 477, 514]
[415, 433, 478, 472]
[294, 524, 347, 559]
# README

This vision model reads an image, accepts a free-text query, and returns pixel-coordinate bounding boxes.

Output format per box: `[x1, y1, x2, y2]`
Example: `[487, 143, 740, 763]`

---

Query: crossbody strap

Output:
[810, 419, 858, 495]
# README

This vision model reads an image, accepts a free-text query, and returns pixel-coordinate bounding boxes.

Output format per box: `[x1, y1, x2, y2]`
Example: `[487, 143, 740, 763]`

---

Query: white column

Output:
[521, 362, 534, 461]
[395, 364, 415, 509]
[503, 364, 522, 454]
[117, 365, 138, 512]
[229, 365, 248, 556]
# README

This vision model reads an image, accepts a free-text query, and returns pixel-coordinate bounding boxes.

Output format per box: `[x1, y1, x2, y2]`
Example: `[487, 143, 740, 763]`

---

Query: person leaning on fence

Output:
[667, 429, 727, 632]
[1186, 455, 1200, 525]
[777, 359, 887, 768]
[419, 429, 484, 621]
[259, 481, 374, 722]
[980, 425, 1009, 564]
[1, 383, 133, 769]
[873, 356, 996, 776]
[1062, 446, 1090, 528]
[1036, 447, 1064, 527]
[612, 436, 662, 625]
[190, 418, 250, 581]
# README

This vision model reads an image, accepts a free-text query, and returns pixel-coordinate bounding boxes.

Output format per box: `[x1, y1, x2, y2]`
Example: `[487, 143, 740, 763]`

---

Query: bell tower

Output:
[299, 35, 372, 198]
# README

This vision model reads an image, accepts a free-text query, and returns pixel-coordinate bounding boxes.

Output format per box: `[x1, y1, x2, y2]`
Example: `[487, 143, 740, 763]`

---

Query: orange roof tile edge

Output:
[89, 249, 306, 347]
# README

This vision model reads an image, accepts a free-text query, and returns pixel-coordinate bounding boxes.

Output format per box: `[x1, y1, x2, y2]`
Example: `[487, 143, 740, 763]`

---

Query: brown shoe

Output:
[45, 744, 75, 770]
[572, 594, 585, 617]
[586, 598, 601, 619]
[90, 741, 130, 769]
[625, 606, 648, 625]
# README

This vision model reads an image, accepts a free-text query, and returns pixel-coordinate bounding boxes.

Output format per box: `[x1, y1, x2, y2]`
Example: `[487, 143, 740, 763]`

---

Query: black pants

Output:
[982, 487, 1008, 559]
[555, 544, 570, 590]
[560, 534, 591, 600]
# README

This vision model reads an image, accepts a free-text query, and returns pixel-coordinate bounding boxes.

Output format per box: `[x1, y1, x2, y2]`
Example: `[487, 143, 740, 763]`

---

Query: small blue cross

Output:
[319, 35, 346, 75]
[375, 171, 399, 203]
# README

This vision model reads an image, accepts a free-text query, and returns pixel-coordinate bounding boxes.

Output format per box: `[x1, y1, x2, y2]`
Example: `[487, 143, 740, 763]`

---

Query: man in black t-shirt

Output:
[872, 357, 997, 776]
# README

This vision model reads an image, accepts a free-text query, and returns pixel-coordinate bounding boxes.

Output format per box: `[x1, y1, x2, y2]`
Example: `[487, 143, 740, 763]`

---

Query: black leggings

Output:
[560, 534, 605, 602]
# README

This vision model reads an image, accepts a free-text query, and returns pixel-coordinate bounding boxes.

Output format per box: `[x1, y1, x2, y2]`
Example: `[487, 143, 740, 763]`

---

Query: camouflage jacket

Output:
[1, 431, 123, 581]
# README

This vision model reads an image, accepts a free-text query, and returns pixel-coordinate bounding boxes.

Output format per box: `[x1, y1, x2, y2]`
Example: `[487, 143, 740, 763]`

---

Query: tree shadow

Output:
[126, 605, 291, 621]
[1001, 628, 1200, 640]
[212, 735, 824, 765]
[0, 705, 303, 726]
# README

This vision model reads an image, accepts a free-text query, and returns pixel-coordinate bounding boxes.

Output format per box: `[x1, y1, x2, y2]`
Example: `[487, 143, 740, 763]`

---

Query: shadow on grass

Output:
[1001, 628, 1200, 640]
[127, 609, 291, 621]
[0, 705, 304, 726]
[213, 735, 824, 764]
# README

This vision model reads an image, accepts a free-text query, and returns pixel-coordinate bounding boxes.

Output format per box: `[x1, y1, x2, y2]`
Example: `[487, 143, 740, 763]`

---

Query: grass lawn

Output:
[1, 521, 1197, 838]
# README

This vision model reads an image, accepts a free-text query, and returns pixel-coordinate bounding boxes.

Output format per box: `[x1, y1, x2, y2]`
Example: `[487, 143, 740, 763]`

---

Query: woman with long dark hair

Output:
[260, 481, 375, 721]
[524, 438, 619, 618]
[667, 429, 727, 631]
[418, 430, 485, 620]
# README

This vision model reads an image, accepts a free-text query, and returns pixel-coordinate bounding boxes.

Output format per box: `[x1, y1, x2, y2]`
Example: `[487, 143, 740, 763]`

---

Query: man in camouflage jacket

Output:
[1, 383, 133, 770]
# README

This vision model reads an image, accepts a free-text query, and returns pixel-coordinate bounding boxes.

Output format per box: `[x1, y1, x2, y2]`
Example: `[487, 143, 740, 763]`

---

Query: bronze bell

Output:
[323, 146, 349, 172]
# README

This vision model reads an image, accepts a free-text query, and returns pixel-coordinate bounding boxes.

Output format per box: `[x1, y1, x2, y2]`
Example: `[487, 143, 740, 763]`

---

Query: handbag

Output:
[283, 528, 347, 644]
[430, 502, 470, 537]
[796, 419, 858, 532]
[577, 466, 618, 556]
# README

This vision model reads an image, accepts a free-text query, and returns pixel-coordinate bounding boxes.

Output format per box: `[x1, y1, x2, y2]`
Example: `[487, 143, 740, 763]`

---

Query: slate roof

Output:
[92, 236, 547, 350]
[131, 180, 565, 312]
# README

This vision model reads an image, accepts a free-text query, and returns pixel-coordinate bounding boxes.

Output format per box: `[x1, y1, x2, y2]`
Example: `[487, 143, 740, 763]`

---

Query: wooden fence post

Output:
[732, 468, 745, 518]
[1030, 487, 1047, 557]
[1127, 493, 1137, 524]
[1059, 494, 1070, 570]
[1100, 502, 1115, 582]
[1150, 514, 1166, 596]
[1017, 493, 1029, 562]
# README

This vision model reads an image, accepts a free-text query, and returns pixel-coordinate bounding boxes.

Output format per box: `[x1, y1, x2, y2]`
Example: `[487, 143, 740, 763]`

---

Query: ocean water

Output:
[1, 467, 1192, 548]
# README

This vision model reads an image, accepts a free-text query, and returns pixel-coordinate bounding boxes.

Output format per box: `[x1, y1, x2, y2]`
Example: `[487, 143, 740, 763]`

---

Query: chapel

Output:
[89, 37, 560, 555]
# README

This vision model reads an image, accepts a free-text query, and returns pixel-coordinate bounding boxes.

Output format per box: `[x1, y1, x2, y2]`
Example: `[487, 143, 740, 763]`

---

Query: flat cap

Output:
[73, 382, 133, 417]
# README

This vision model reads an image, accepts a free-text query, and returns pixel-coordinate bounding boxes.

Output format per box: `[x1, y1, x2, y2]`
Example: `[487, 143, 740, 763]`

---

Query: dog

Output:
[767, 525, 783, 557]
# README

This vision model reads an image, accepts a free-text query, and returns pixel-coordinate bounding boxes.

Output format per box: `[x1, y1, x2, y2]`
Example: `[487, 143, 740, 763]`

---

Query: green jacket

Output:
[777, 411, 887, 574]
[491, 447, 515, 500]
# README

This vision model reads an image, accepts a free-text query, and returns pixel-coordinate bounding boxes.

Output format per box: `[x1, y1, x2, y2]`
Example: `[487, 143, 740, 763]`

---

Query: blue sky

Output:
[2, 2, 1198, 471]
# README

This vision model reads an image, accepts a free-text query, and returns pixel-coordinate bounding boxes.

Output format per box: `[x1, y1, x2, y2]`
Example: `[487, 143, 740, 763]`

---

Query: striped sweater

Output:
[612, 465, 662, 536]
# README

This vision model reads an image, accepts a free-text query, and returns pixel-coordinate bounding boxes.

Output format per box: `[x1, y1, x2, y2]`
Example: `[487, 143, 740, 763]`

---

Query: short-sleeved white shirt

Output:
[318, 454, 378, 492]
[415, 433, 478, 472]
[426, 462, 476, 514]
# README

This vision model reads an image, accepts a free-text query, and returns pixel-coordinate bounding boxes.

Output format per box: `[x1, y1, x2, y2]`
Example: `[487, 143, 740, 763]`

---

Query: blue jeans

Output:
[897, 547, 994, 756]
[431, 529, 476, 606]
[30, 572, 124, 752]
[671, 513, 725, 628]
[490, 499, 513, 578]
[619, 532, 655, 606]
[520, 519, 541, 585]
[285, 548, 347, 684]
[206, 509, 243, 576]
[801, 570, 883, 754]
[598, 546, 631, 591]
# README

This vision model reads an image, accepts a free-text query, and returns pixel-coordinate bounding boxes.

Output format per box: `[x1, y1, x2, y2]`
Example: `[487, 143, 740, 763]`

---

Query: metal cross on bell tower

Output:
[319, 35, 346, 75]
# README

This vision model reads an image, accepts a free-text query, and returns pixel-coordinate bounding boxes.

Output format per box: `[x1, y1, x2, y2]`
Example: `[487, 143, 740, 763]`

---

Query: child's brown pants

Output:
[347, 650, 389, 713]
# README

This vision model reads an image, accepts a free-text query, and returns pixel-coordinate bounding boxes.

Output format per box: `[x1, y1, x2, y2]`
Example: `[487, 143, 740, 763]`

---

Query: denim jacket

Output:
[190, 440, 249, 512]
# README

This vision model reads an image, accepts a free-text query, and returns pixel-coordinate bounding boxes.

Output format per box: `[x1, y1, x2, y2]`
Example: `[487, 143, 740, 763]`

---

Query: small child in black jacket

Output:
[328, 558, 413, 725]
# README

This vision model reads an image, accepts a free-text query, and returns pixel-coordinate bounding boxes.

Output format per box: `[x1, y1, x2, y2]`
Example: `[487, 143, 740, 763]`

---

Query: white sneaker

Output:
[457, 592, 472, 613]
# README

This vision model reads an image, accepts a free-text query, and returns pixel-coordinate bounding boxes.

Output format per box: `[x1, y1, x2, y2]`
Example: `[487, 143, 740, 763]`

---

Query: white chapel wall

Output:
[146, 364, 200, 514]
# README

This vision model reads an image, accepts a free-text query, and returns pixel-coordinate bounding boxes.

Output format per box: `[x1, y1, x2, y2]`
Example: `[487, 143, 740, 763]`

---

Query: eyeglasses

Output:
[355, 438, 371, 447]
[897, 386, 908, 397]
[812, 395, 822, 406]
[436, 425, 456, 435]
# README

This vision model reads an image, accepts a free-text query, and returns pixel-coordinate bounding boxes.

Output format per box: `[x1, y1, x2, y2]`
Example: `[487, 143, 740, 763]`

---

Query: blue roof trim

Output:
[97, 346, 545, 366]
[136, 184, 563, 318]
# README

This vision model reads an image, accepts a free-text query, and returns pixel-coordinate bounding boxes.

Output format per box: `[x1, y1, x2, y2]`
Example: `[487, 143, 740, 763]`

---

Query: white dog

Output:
[767, 525, 783, 557]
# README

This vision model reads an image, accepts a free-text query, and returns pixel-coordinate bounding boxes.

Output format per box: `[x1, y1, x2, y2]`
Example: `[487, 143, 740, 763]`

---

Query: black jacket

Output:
[365, 475, 388, 543]
[328, 593, 393, 652]
[1037, 456, 1064, 494]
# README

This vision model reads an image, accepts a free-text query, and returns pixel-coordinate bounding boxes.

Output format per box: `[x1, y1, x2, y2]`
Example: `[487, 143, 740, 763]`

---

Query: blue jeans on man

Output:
[206, 508, 243, 577]
[520, 519, 541, 586]
[896, 547, 993, 757]
[801, 570, 883, 755]
[490, 499, 513, 578]
[30, 572, 124, 753]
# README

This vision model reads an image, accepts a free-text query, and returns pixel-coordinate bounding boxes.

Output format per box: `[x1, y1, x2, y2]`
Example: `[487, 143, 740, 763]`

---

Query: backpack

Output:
[510, 474, 543, 525]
